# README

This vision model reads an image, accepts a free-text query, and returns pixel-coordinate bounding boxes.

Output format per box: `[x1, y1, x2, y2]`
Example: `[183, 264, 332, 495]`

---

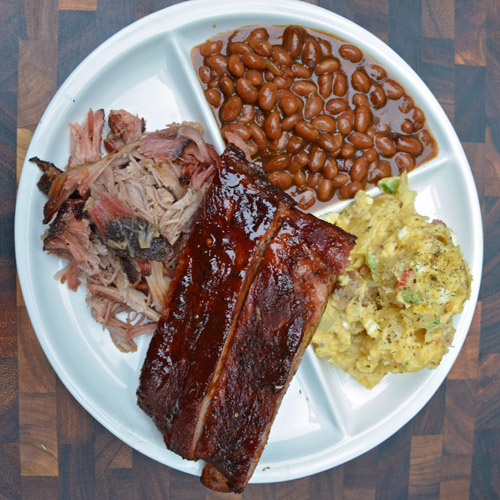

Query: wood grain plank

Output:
[454, 65, 486, 143]
[18, 40, 58, 131]
[342, 448, 377, 500]
[19, 393, 58, 476]
[131, 450, 170, 499]
[59, 443, 96, 500]
[485, 122, 500, 197]
[422, 0, 455, 39]
[59, 0, 97, 11]
[21, 476, 60, 500]
[0, 443, 20, 500]
[470, 429, 500, 498]
[96, 0, 136, 45]
[439, 454, 472, 500]
[21, 0, 58, 41]
[408, 435, 442, 499]
[18, 305, 56, 394]
[0, 358, 18, 443]
[442, 380, 476, 455]
[354, 0, 389, 43]
[411, 384, 446, 436]
[0, 91, 17, 218]
[0, 2, 21, 92]
[476, 353, 500, 429]
[94, 424, 132, 471]
[168, 467, 206, 499]
[454, 0, 486, 66]
[308, 467, 344, 500]
[17, 128, 33, 184]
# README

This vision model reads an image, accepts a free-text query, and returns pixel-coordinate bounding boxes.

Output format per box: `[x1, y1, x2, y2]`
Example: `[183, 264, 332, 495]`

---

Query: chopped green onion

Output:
[427, 318, 441, 329]
[365, 253, 378, 274]
[378, 176, 400, 194]
[401, 289, 421, 305]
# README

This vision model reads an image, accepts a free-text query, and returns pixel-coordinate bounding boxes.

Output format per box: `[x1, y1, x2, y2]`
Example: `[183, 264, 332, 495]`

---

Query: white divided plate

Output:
[15, 0, 483, 484]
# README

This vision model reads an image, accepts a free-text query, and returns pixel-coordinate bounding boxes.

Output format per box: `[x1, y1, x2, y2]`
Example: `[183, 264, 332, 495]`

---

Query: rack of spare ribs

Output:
[137, 144, 356, 493]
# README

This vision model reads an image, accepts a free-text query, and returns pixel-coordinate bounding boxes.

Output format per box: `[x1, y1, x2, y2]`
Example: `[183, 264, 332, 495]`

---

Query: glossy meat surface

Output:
[137, 145, 293, 459]
[197, 209, 356, 492]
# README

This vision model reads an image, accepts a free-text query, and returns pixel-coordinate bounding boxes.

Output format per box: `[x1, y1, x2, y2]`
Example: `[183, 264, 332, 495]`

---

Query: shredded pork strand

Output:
[35, 110, 217, 352]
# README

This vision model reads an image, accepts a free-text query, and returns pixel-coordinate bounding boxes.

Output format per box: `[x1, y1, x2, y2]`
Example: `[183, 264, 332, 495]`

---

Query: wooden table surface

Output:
[3, 0, 499, 498]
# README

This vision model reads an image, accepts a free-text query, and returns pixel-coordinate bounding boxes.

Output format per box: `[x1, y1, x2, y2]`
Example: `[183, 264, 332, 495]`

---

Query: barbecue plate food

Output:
[137, 144, 356, 492]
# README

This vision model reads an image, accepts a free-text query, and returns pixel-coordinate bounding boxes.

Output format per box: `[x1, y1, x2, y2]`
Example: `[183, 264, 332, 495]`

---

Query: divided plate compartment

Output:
[15, 0, 483, 484]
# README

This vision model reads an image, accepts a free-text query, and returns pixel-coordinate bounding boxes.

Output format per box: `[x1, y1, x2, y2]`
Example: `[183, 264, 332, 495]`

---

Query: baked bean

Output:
[412, 107, 425, 129]
[384, 79, 404, 99]
[302, 38, 321, 69]
[315, 58, 340, 74]
[207, 78, 219, 89]
[394, 152, 415, 172]
[418, 129, 433, 146]
[255, 110, 265, 127]
[352, 69, 372, 93]
[245, 141, 259, 157]
[333, 72, 348, 97]
[268, 171, 293, 190]
[343, 158, 354, 172]
[366, 64, 387, 81]
[325, 98, 348, 115]
[318, 73, 333, 99]
[349, 131, 373, 149]
[294, 170, 307, 187]
[316, 179, 334, 201]
[304, 94, 324, 120]
[249, 122, 268, 149]
[352, 93, 370, 107]
[398, 94, 414, 113]
[199, 65, 211, 83]
[249, 38, 273, 57]
[401, 119, 414, 134]
[207, 54, 228, 75]
[259, 82, 278, 111]
[323, 158, 338, 179]
[264, 112, 282, 140]
[265, 70, 274, 82]
[199, 40, 223, 57]
[370, 84, 387, 109]
[307, 171, 322, 188]
[366, 125, 376, 138]
[363, 148, 379, 163]
[205, 88, 222, 107]
[295, 120, 320, 142]
[298, 189, 316, 210]
[350, 157, 368, 181]
[242, 52, 267, 70]
[278, 90, 299, 116]
[294, 151, 310, 168]
[375, 133, 397, 157]
[318, 132, 338, 151]
[264, 154, 292, 172]
[282, 113, 301, 131]
[331, 173, 350, 187]
[291, 63, 312, 79]
[354, 105, 371, 133]
[228, 42, 252, 54]
[283, 25, 305, 59]
[287, 135, 305, 155]
[337, 109, 355, 135]
[272, 46, 292, 66]
[268, 132, 289, 153]
[339, 44, 363, 63]
[237, 104, 255, 124]
[236, 78, 258, 103]
[317, 38, 333, 57]
[339, 180, 362, 198]
[309, 146, 326, 172]
[340, 142, 355, 158]
[291, 80, 317, 96]
[227, 54, 244, 77]
[221, 123, 251, 141]
[396, 135, 422, 155]
[221, 95, 243, 122]
[273, 74, 294, 89]
[249, 27, 269, 40]
[366, 160, 391, 182]
[246, 69, 263, 87]
[219, 76, 235, 95]
[312, 115, 336, 133]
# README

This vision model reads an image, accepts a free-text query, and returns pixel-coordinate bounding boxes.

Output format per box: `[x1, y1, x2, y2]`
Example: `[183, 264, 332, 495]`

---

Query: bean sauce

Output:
[192, 25, 437, 207]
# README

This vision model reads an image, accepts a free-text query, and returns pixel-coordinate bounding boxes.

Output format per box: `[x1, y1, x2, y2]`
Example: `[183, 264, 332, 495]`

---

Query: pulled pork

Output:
[33, 109, 217, 352]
